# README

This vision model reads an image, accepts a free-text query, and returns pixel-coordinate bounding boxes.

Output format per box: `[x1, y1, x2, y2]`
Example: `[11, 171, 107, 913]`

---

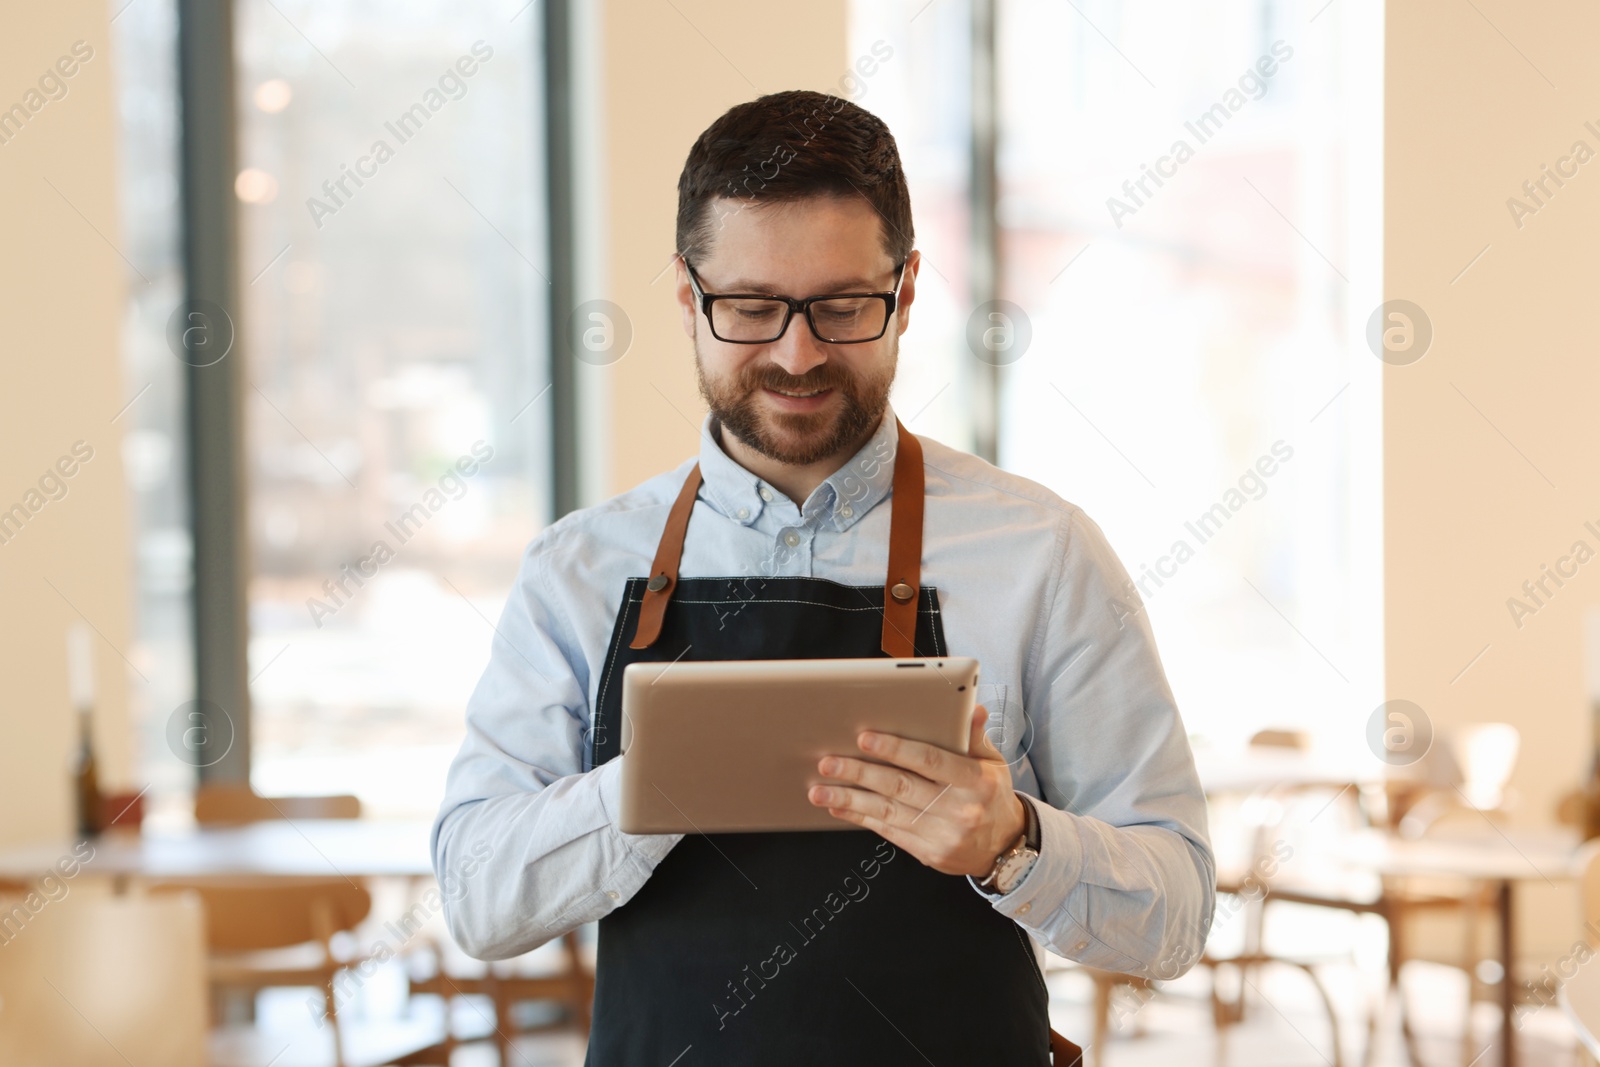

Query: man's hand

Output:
[807, 705, 1026, 877]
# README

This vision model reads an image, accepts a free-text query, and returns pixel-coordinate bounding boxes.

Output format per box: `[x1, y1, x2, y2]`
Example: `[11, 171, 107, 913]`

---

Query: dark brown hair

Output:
[675, 90, 913, 266]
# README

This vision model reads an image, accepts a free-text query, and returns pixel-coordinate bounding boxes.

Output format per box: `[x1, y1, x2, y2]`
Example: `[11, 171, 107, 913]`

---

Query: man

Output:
[434, 90, 1214, 1065]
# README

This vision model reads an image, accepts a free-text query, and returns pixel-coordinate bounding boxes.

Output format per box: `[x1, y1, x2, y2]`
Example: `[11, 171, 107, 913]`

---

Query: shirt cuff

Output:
[969, 793, 1083, 921]
[597, 755, 682, 867]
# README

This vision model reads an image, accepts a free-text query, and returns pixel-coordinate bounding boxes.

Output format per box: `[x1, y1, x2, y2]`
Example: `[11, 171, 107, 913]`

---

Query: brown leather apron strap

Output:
[630, 419, 926, 656]
[1049, 1028, 1084, 1065]
[628, 463, 703, 650]
[879, 418, 923, 658]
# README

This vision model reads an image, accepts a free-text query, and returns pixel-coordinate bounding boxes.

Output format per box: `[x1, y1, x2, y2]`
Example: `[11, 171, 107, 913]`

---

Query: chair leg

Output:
[1460, 892, 1483, 1067]
[492, 976, 515, 1065]
[1286, 961, 1344, 1067]
[563, 930, 591, 1035]
[1208, 962, 1232, 1067]
[1392, 967, 1426, 1067]
[1091, 973, 1112, 1067]
[1358, 977, 1382, 1067]
[323, 974, 345, 1067]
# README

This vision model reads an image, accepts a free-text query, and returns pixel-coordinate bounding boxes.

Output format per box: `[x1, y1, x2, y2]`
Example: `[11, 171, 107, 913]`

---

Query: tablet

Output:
[617, 656, 980, 834]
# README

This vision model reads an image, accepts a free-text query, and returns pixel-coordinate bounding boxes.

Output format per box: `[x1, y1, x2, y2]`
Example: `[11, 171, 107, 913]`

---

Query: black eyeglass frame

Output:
[683, 260, 908, 345]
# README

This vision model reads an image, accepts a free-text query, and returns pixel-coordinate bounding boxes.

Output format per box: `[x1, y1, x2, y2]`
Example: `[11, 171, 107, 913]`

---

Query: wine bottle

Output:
[74, 706, 100, 837]
[67, 623, 100, 837]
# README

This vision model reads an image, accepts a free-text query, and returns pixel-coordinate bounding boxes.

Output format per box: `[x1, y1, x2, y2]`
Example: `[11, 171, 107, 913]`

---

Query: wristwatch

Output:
[978, 794, 1040, 896]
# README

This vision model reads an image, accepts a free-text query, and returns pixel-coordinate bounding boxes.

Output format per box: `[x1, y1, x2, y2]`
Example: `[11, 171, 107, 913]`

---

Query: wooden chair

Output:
[1232, 725, 1525, 1067]
[196, 783, 361, 824]
[0, 888, 208, 1066]
[147, 878, 382, 1067]
[1073, 728, 1325, 1067]
[1203, 729, 1354, 1067]
[410, 928, 594, 1060]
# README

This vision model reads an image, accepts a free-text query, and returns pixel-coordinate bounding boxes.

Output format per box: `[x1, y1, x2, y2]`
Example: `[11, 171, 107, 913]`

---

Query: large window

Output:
[233, 1, 552, 816]
[117, 4, 554, 819]
[857, 0, 1383, 744]
[113, 0, 193, 826]
[844, 2, 980, 456]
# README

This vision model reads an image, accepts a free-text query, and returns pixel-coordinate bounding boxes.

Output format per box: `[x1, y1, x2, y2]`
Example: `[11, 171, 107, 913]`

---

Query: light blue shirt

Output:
[433, 410, 1215, 977]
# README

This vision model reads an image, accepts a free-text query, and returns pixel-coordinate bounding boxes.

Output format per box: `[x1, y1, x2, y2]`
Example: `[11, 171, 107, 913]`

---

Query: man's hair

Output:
[675, 89, 913, 267]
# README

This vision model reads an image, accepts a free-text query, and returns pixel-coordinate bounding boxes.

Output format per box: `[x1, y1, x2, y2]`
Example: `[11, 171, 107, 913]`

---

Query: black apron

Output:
[584, 420, 1078, 1066]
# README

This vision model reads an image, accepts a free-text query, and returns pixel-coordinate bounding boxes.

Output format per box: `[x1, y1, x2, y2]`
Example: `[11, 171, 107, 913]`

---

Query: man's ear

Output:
[674, 254, 698, 340]
[895, 249, 921, 337]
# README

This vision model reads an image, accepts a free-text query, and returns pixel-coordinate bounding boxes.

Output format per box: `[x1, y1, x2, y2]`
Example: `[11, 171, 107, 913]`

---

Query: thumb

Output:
[969, 704, 1002, 759]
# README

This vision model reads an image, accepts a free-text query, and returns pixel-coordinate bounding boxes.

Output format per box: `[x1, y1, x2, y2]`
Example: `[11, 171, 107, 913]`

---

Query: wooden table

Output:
[0, 820, 445, 1067]
[1333, 827, 1583, 1067]
[1194, 746, 1385, 796]
[0, 819, 436, 884]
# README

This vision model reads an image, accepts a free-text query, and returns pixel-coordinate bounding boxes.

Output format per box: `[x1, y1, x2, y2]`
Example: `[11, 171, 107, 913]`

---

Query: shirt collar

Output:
[696, 409, 900, 533]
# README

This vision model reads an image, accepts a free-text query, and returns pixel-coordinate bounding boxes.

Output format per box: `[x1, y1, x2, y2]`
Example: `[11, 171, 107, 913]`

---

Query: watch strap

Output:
[978, 794, 1040, 896]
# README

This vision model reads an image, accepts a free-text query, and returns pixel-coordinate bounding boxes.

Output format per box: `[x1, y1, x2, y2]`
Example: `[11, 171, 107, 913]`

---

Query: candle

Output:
[67, 622, 94, 711]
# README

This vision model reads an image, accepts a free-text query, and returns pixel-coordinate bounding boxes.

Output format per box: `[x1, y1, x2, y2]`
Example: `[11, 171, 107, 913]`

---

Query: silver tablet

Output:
[617, 656, 980, 834]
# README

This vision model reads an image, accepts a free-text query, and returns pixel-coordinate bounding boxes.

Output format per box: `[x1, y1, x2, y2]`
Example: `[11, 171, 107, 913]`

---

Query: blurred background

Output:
[3, 0, 1599, 1065]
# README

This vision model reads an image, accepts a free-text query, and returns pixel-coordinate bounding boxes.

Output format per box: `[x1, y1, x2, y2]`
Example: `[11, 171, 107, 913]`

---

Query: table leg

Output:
[1499, 879, 1515, 1067]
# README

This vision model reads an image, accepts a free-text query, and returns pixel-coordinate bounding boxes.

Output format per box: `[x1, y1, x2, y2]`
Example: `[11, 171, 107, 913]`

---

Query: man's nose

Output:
[767, 312, 829, 377]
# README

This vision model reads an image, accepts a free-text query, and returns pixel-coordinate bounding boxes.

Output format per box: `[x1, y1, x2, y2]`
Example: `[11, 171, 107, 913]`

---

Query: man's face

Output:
[676, 195, 919, 467]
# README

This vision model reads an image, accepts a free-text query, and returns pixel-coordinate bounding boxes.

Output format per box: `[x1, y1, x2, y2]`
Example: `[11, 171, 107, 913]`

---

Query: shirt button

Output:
[1075, 941, 1089, 952]
[1017, 902, 1031, 915]
[782, 530, 801, 548]
[759, 486, 774, 502]
[606, 890, 619, 901]
[839, 504, 854, 519]
[736, 507, 750, 520]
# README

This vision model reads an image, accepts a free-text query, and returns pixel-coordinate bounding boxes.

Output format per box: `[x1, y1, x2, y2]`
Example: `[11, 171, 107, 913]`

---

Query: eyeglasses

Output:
[684, 260, 906, 344]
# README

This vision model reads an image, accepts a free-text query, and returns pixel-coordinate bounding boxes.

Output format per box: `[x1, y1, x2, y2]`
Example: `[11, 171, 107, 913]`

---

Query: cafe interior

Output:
[4, 0, 1599, 1064]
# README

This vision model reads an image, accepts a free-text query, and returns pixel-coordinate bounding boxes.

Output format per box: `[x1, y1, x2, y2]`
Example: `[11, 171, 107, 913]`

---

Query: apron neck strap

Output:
[628, 461, 703, 650]
[630, 418, 926, 657]
[879, 418, 924, 657]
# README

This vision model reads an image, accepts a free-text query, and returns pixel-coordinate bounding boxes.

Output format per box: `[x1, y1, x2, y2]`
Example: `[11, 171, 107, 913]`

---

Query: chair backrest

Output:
[1450, 723, 1520, 810]
[0, 889, 208, 1066]
[147, 878, 372, 952]
[195, 783, 361, 824]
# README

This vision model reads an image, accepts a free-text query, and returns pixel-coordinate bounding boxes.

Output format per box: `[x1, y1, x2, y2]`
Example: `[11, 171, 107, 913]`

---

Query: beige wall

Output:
[1387, 1, 1599, 952]
[0, 1, 133, 846]
[589, 0, 851, 498]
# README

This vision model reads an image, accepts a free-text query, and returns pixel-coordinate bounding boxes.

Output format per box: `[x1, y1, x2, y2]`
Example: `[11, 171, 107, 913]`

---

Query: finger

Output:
[818, 755, 941, 809]
[808, 783, 914, 827]
[856, 730, 980, 787]
[824, 804, 926, 854]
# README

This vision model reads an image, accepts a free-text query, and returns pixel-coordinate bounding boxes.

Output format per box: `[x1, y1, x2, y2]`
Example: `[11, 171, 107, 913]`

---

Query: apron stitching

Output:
[594, 581, 641, 756]
[624, 597, 941, 614]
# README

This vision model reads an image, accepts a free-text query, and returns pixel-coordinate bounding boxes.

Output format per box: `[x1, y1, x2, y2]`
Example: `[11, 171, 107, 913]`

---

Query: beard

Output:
[695, 338, 897, 467]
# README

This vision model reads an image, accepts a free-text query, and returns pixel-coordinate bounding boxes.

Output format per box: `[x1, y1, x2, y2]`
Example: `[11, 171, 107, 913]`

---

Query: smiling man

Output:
[433, 90, 1215, 1066]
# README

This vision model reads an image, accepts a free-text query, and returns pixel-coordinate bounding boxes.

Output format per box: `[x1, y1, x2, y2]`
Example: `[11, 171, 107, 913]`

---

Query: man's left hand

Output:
[807, 705, 1026, 877]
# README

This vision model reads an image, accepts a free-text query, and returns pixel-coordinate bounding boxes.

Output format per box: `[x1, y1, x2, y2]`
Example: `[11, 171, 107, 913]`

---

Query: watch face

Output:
[995, 849, 1038, 894]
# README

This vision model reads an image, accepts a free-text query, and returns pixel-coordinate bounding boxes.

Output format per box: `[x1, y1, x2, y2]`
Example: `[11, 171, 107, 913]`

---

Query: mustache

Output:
[739, 363, 854, 394]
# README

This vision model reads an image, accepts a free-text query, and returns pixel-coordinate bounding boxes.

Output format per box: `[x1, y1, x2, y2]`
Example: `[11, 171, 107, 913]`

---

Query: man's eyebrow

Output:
[719, 273, 890, 294]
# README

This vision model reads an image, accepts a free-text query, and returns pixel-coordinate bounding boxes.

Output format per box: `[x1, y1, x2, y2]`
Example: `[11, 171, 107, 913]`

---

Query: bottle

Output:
[67, 623, 99, 837]
[74, 706, 100, 838]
